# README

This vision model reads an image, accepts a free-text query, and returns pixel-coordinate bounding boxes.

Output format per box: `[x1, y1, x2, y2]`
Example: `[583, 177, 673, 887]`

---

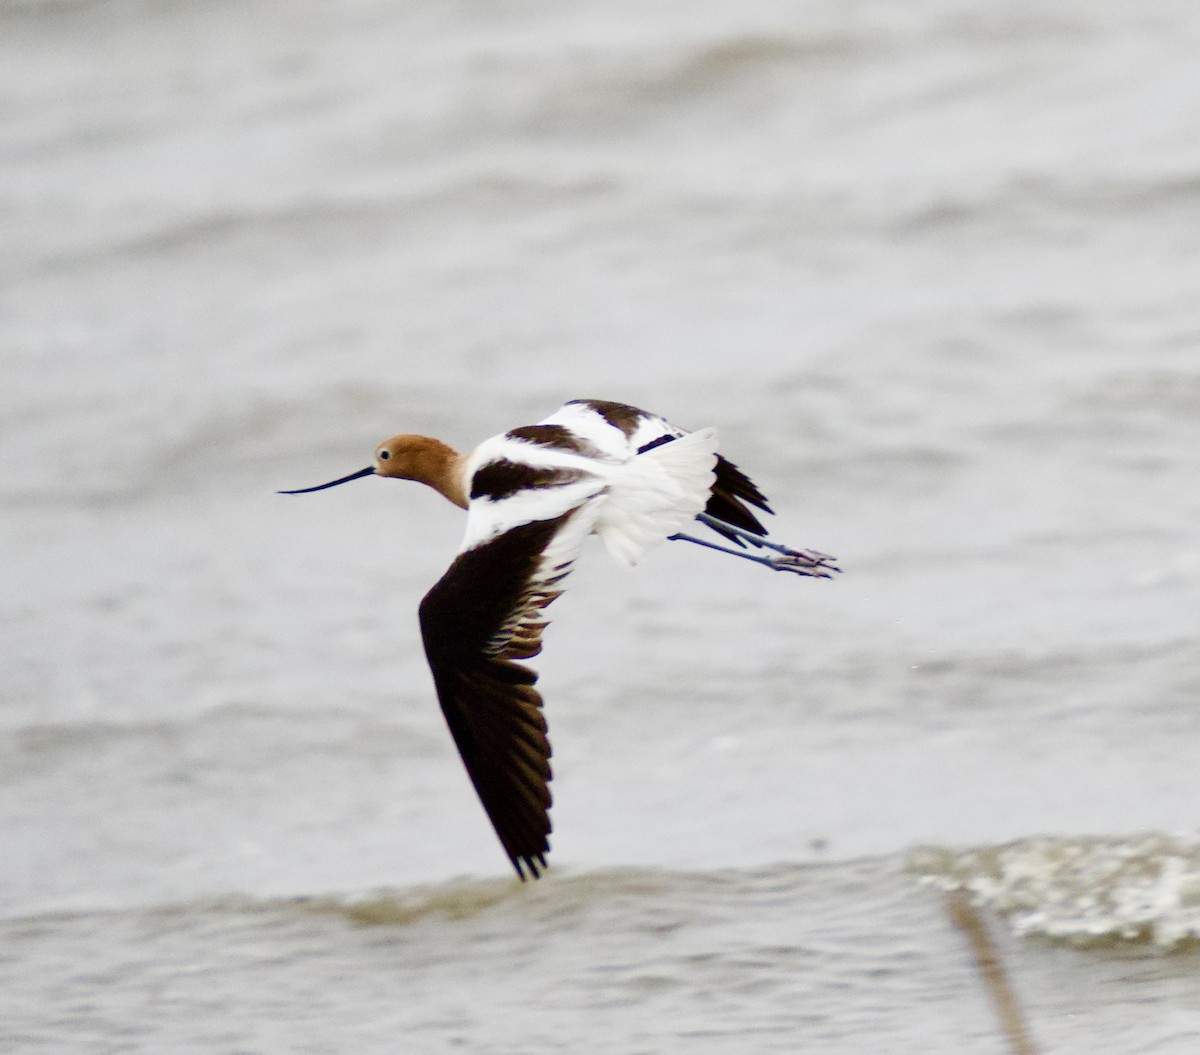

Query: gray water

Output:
[4, 0, 1200, 1051]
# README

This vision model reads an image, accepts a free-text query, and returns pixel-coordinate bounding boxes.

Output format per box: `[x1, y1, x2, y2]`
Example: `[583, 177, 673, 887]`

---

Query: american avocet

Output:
[281, 399, 837, 879]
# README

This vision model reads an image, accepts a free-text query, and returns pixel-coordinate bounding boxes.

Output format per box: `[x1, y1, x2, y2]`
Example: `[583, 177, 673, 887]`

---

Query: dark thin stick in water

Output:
[942, 889, 1040, 1055]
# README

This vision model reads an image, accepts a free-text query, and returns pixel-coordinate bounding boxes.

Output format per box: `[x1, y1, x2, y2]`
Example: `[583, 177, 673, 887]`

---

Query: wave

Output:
[0, 858, 853, 929]
[910, 832, 1200, 949]
[12, 831, 1200, 950]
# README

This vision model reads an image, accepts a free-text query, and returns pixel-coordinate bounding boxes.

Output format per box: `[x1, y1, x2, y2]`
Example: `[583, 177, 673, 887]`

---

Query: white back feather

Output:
[597, 427, 718, 566]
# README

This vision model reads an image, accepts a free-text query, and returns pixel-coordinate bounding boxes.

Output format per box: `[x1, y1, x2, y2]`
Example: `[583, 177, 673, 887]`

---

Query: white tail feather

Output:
[597, 427, 718, 566]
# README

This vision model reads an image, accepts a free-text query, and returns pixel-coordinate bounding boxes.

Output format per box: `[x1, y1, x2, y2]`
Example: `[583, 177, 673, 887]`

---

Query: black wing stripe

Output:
[565, 398, 648, 437]
[471, 460, 589, 502]
[507, 424, 607, 458]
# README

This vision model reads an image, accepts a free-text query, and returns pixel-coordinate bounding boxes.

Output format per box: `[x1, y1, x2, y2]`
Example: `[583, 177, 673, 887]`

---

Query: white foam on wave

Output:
[909, 831, 1200, 948]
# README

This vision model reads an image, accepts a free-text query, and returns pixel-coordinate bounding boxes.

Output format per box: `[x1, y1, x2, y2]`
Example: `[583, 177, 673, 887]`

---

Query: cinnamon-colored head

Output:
[374, 434, 445, 479]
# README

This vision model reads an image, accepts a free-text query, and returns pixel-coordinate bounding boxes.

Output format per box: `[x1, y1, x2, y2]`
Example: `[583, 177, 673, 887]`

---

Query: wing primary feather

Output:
[702, 454, 773, 545]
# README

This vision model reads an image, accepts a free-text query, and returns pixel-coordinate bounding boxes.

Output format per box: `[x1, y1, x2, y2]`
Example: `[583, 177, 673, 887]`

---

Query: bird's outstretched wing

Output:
[418, 471, 604, 879]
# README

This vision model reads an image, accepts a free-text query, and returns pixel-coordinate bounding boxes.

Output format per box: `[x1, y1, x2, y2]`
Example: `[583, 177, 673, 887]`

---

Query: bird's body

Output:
[459, 401, 722, 565]
[281, 398, 837, 879]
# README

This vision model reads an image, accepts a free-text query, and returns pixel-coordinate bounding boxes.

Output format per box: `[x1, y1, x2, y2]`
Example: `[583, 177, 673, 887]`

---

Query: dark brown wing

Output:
[704, 454, 772, 543]
[418, 508, 586, 879]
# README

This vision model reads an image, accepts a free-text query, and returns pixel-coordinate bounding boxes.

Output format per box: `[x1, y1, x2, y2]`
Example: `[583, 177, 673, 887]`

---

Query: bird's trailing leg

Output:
[671, 514, 840, 578]
[696, 513, 839, 569]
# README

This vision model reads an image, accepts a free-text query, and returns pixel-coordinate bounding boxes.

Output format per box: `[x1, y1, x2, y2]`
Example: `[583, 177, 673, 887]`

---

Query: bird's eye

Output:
[378, 450, 390, 460]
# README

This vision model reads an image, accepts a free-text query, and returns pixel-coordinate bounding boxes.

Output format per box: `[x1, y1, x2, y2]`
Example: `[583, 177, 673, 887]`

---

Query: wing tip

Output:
[513, 851, 550, 881]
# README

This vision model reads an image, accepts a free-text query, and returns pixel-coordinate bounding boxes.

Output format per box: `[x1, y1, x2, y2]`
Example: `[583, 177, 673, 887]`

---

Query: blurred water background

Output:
[4, 0, 1200, 1051]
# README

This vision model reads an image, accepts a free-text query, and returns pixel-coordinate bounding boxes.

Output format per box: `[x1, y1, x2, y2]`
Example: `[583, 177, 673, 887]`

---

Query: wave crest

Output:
[909, 832, 1200, 948]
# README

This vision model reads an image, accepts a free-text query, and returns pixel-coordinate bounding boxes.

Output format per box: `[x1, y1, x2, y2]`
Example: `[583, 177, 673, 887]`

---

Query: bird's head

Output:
[372, 434, 447, 482]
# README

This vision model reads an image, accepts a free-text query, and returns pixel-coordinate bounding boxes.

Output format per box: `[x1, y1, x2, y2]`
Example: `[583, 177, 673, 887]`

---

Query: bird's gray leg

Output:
[695, 513, 840, 570]
[668, 531, 837, 578]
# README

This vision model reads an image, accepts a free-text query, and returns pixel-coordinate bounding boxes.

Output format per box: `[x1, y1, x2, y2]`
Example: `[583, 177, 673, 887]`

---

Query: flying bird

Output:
[280, 399, 838, 879]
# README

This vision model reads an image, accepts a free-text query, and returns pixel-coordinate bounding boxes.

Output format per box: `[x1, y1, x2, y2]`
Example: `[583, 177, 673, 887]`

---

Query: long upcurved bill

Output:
[278, 466, 375, 494]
